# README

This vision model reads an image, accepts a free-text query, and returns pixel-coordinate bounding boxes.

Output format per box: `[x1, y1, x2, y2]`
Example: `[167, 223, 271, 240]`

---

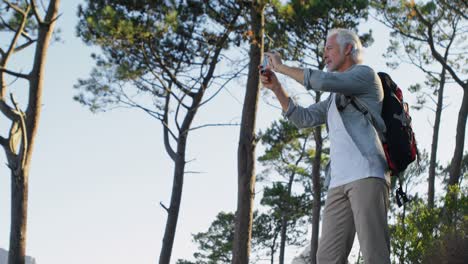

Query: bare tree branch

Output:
[39, 0, 47, 11]
[1, 3, 30, 97]
[162, 92, 177, 161]
[10, 93, 28, 171]
[262, 94, 282, 110]
[126, 100, 163, 119]
[3, 0, 27, 15]
[413, 5, 467, 89]
[2, 4, 30, 60]
[14, 39, 37, 53]
[420, 104, 436, 113]
[115, 85, 167, 121]
[422, 91, 439, 106]
[0, 15, 34, 42]
[0, 99, 18, 120]
[198, 63, 249, 108]
[0, 67, 30, 79]
[189, 122, 240, 132]
[371, 12, 426, 42]
[146, 42, 196, 98]
[199, 10, 242, 97]
[46, 12, 62, 25]
[0, 135, 8, 148]
[144, 69, 191, 110]
[30, 0, 44, 24]
[437, 0, 468, 20]
[224, 86, 243, 105]
[159, 202, 169, 213]
[184, 171, 205, 174]
[173, 92, 187, 134]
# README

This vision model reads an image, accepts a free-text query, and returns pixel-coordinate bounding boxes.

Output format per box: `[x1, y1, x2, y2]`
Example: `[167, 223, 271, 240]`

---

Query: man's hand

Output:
[259, 66, 280, 92]
[264, 51, 283, 73]
[264, 51, 304, 84]
[258, 66, 290, 112]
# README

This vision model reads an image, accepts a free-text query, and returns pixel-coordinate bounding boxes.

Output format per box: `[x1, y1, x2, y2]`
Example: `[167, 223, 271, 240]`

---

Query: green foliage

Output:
[256, 119, 326, 260]
[421, 185, 468, 263]
[460, 153, 468, 183]
[176, 210, 289, 264]
[390, 186, 468, 264]
[258, 119, 314, 174]
[423, 185, 468, 263]
[176, 211, 234, 264]
[438, 152, 468, 188]
[257, 119, 327, 197]
[265, 0, 372, 67]
[191, 212, 235, 264]
[441, 185, 468, 229]
[257, 119, 326, 179]
[251, 211, 281, 254]
[175, 261, 197, 264]
[260, 183, 310, 240]
[0, 1, 39, 35]
[390, 199, 441, 263]
[261, 183, 311, 219]
[180, 117, 320, 262]
[373, 0, 467, 109]
[75, 0, 246, 113]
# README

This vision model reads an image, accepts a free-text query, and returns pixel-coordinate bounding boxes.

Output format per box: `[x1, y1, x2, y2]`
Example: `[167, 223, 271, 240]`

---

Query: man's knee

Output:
[316, 247, 328, 264]
[316, 246, 344, 264]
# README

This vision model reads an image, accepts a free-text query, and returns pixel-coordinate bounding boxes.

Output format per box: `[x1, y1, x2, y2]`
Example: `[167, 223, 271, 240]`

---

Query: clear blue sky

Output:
[0, 2, 464, 264]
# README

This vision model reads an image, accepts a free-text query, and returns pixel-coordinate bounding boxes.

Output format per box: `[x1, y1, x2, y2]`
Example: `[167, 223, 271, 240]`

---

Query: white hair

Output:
[327, 28, 363, 64]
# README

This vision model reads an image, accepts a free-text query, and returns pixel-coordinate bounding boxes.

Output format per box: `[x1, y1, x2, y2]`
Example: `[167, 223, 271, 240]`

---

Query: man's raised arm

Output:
[265, 51, 305, 85]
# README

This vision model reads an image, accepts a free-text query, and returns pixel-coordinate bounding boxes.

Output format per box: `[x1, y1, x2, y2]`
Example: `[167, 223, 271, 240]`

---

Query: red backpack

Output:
[346, 72, 419, 206]
[378, 72, 419, 175]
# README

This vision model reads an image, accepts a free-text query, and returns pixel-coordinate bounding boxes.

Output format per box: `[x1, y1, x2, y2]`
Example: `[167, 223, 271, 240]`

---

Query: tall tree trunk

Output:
[158, 149, 187, 264]
[158, 8, 241, 261]
[428, 69, 446, 209]
[157, 6, 241, 262]
[8, 169, 29, 264]
[448, 88, 468, 187]
[279, 173, 295, 264]
[270, 233, 278, 264]
[159, 88, 207, 264]
[278, 209, 288, 264]
[279, 217, 287, 264]
[7, 2, 60, 264]
[279, 132, 309, 264]
[422, 14, 468, 189]
[158, 82, 200, 264]
[310, 92, 323, 264]
[232, 2, 264, 263]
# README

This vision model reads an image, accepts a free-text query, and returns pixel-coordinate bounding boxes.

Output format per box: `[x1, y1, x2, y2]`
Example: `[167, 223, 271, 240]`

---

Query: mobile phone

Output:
[260, 55, 269, 74]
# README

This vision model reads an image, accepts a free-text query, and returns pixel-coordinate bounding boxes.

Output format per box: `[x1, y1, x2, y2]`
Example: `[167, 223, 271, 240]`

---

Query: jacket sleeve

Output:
[304, 65, 377, 96]
[282, 96, 329, 128]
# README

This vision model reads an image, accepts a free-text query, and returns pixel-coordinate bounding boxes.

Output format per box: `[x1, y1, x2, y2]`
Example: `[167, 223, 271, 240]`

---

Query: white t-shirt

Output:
[327, 93, 387, 188]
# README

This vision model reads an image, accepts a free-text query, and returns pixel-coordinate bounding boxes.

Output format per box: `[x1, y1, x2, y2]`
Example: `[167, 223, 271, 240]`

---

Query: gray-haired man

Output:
[260, 28, 391, 263]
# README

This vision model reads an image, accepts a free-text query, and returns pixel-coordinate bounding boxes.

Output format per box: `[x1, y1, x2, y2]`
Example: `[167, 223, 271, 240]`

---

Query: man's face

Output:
[324, 35, 345, 72]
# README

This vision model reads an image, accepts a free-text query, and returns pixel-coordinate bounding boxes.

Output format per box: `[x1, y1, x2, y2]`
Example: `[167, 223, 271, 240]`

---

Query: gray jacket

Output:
[283, 64, 388, 183]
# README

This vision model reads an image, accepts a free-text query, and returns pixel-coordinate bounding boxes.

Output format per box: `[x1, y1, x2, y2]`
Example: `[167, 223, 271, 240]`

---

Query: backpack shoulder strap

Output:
[347, 96, 387, 142]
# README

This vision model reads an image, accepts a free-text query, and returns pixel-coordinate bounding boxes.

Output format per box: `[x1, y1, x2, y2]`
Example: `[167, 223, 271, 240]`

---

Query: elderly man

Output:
[260, 28, 391, 264]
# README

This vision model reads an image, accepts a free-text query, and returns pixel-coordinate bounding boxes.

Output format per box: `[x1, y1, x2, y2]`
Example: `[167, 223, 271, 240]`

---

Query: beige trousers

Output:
[317, 177, 391, 264]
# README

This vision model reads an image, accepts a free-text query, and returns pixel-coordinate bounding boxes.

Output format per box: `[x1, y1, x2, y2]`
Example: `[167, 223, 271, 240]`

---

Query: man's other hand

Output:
[264, 51, 283, 72]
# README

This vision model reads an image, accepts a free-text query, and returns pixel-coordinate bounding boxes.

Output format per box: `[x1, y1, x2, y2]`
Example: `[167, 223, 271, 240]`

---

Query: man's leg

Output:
[317, 185, 356, 264]
[346, 177, 391, 264]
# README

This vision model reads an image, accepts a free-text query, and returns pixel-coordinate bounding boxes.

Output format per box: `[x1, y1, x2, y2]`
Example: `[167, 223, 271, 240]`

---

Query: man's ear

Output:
[345, 44, 354, 56]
